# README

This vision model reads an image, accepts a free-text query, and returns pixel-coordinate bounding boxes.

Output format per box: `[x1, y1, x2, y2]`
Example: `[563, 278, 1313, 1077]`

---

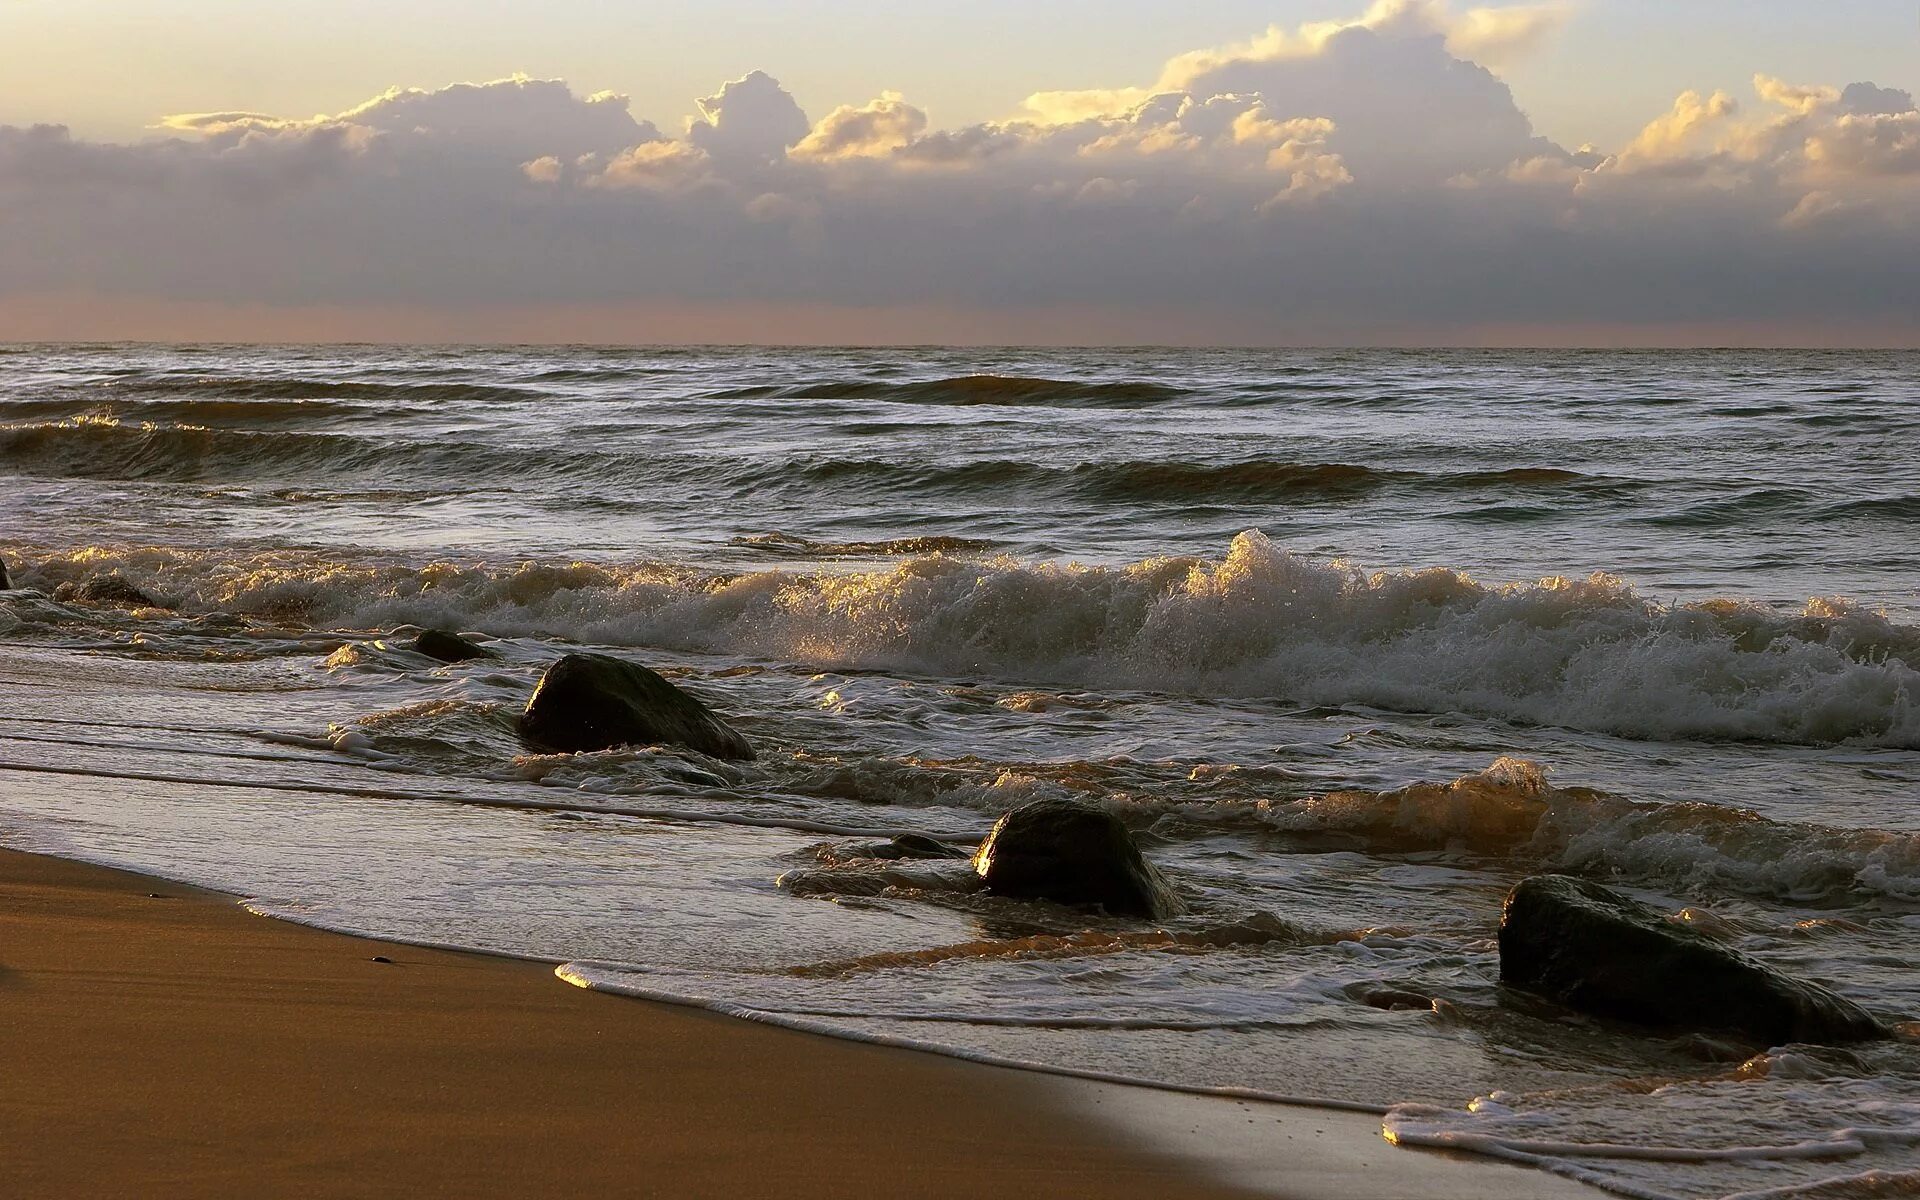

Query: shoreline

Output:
[0, 844, 1603, 1199]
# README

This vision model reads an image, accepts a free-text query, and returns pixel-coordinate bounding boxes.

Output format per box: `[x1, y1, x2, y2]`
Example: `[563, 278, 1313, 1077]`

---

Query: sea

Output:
[1, 344, 1917, 1199]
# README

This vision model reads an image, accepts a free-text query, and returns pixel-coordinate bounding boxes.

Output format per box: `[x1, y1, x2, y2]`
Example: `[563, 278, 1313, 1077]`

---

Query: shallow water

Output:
[2, 344, 1917, 1199]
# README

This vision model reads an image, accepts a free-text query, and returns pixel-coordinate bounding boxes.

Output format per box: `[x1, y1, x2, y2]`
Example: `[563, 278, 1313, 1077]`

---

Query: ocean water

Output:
[1, 344, 1917, 1199]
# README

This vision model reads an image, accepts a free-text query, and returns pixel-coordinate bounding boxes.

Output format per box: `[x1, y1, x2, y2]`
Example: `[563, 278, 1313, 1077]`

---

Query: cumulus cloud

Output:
[1619, 88, 1739, 162]
[1582, 72, 1920, 192]
[0, 1, 1914, 344]
[1148, 0, 1566, 87]
[792, 92, 928, 161]
[160, 75, 655, 164]
[1442, 2, 1571, 67]
[1841, 82, 1916, 117]
[1015, 0, 1560, 185]
[686, 70, 811, 169]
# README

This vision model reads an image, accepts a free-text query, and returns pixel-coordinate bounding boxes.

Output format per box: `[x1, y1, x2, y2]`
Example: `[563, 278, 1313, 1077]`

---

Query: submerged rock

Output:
[1348, 983, 1437, 1012]
[519, 652, 754, 760]
[1499, 875, 1887, 1045]
[972, 798, 1181, 919]
[863, 833, 970, 861]
[54, 573, 165, 609]
[412, 629, 494, 663]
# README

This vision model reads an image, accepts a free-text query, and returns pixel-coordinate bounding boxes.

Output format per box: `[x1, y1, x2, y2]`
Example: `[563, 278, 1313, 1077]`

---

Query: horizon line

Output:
[6, 338, 1918, 353]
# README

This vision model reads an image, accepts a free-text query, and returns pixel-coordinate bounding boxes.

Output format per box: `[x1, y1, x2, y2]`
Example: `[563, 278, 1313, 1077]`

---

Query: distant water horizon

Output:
[3, 343, 1917, 1199]
[11, 338, 1920, 351]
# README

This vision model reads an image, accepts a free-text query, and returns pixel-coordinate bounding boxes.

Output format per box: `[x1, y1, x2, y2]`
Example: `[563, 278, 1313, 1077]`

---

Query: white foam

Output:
[1386, 1095, 1920, 1200]
[12, 533, 1920, 749]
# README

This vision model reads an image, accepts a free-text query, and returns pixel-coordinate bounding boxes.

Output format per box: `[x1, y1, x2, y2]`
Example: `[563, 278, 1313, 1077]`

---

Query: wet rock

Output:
[1667, 1032, 1755, 1064]
[1348, 984, 1435, 1012]
[519, 652, 755, 760]
[972, 797, 1181, 919]
[54, 573, 166, 609]
[864, 833, 970, 861]
[412, 629, 494, 663]
[1499, 875, 1887, 1045]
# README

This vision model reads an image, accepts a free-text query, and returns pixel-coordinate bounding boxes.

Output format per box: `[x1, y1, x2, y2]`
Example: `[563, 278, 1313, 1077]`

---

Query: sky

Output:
[1, 0, 1917, 345]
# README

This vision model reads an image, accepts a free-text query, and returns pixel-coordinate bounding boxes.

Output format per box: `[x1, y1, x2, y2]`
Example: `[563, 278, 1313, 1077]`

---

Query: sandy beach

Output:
[0, 845, 1605, 1199]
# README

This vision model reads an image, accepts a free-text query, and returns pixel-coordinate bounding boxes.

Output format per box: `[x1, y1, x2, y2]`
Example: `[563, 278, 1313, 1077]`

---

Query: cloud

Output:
[686, 70, 811, 169]
[1442, 2, 1572, 67]
[159, 75, 655, 164]
[1619, 89, 1739, 161]
[1104, 0, 1564, 184]
[1841, 83, 1916, 117]
[1147, 0, 1568, 88]
[1803, 110, 1920, 179]
[792, 92, 928, 161]
[0, 2, 1914, 344]
[1589, 73, 1920, 191]
[1754, 76, 1835, 118]
[577, 139, 710, 190]
[1015, 89, 1156, 126]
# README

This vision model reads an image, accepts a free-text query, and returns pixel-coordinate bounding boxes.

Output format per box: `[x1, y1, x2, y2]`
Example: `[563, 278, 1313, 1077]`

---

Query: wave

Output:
[0, 417, 642, 488]
[1386, 1072, 1920, 1200]
[777, 752, 1920, 903]
[730, 532, 997, 558]
[708, 374, 1186, 407]
[0, 418, 408, 482]
[1068, 461, 1614, 502]
[1239, 759, 1920, 903]
[772, 458, 1621, 504]
[96, 374, 536, 405]
[1820, 496, 1920, 522]
[8, 533, 1920, 750]
[0, 419, 1628, 510]
[1640, 489, 1820, 528]
[0, 397, 394, 427]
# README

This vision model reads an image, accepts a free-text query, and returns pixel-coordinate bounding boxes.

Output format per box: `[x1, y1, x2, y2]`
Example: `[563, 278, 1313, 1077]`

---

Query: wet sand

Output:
[0, 847, 1600, 1198]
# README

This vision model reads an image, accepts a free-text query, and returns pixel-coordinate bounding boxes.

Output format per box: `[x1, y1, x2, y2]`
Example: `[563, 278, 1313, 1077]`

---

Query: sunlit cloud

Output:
[793, 93, 928, 161]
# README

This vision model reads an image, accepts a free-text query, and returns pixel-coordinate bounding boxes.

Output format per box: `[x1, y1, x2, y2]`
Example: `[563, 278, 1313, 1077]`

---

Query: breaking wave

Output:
[1238, 759, 1920, 903]
[9, 532, 1920, 749]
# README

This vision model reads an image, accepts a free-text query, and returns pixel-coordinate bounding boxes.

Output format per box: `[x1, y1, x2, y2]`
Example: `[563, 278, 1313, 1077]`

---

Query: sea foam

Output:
[13, 532, 1919, 750]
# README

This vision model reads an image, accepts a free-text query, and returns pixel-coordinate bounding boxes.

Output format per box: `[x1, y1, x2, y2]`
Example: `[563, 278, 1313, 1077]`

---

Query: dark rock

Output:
[1499, 875, 1887, 1045]
[972, 797, 1181, 919]
[412, 629, 494, 663]
[54, 574, 165, 609]
[519, 652, 754, 761]
[0, 557, 10, 590]
[1349, 984, 1435, 1012]
[861, 833, 971, 861]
